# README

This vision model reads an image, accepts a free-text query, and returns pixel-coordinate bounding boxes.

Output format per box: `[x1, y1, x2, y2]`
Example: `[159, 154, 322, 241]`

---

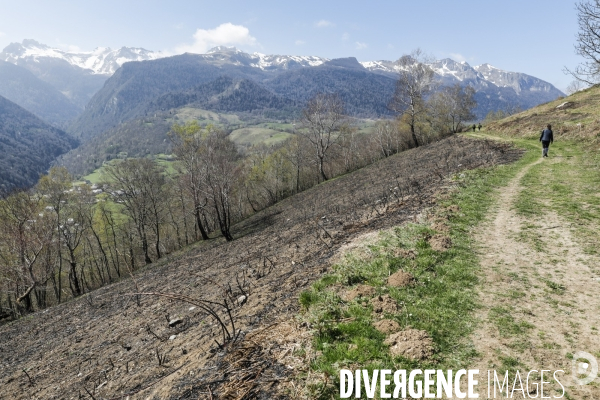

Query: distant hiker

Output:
[478, 123, 482, 131]
[472, 124, 476, 132]
[539, 124, 554, 157]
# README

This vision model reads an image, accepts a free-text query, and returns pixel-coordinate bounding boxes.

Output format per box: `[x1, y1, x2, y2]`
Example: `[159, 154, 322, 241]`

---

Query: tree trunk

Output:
[410, 124, 419, 148]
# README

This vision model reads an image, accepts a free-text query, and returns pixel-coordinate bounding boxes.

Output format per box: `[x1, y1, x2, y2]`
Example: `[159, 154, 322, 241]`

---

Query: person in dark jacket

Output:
[539, 124, 553, 157]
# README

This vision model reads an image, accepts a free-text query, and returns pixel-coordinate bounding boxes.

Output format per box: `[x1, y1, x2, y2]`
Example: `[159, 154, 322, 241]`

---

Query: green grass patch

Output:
[296, 136, 535, 397]
[229, 127, 292, 147]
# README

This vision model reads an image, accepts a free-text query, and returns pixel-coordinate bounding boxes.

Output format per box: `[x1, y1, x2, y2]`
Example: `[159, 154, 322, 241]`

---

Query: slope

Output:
[67, 53, 266, 140]
[0, 61, 82, 127]
[147, 76, 298, 115]
[0, 95, 78, 191]
[485, 84, 600, 143]
[0, 135, 520, 399]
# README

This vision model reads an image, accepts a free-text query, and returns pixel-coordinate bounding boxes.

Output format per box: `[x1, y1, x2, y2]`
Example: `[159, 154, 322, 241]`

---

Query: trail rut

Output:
[471, 156, 600, 398]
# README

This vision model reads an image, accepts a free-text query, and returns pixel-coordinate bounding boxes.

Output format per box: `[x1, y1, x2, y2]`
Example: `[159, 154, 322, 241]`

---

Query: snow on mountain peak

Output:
[0, 40, 162, 75]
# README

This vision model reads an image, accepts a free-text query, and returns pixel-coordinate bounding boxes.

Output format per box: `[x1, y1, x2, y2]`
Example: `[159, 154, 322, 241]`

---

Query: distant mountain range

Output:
[0, 40, 160, 109]
[0, 60, 81, 127]
[0, 40, 565, 185]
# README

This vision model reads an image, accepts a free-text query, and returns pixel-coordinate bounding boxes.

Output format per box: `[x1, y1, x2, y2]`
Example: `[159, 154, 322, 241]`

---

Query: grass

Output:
[228, 127, 292, 147]
[510, 138, 600, 256]
[81, 154, 178, 184]
[296, 135, 536, 398]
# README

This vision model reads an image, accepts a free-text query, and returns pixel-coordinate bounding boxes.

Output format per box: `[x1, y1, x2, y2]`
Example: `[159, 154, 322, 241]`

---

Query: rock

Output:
[189, 306, 196, 311]
[384, 329, 434, 360]
[387, 271, 415, 288]
[374, 319, 401, 334]
[168, 318, 183, 327]
[556, 101, 574, 110]
[370, 294, 399, 314]
[169, 335, 177, 341]
[344, 284, 376, 301]
[237, 295, 247, 305]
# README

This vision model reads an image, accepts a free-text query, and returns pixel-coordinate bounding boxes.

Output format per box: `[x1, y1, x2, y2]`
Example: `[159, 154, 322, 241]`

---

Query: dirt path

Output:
[471, 155, 600, 399]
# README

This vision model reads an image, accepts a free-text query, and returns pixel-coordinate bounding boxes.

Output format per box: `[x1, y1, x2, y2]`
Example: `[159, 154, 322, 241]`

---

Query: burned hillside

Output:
[0, 136, 521, 399]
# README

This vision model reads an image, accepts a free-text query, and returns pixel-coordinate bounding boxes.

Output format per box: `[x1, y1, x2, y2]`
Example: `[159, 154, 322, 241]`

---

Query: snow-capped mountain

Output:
[1, 39, 161, 75]
[0, 40, 163, 108]
[195, 46, 328, 71]
[362, 57, 562, 97]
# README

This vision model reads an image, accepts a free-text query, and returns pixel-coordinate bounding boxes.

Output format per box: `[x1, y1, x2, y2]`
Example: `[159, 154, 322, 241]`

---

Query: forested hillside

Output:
[147, 76, 299, 115]
[67, 54, 266, 140]
[66, 54, 398, 141]
[0, 95, 77, 190]
[0, 61, 82, 127]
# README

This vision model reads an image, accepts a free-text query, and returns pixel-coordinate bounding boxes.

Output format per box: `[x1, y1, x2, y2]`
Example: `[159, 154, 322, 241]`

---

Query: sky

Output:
[0, 0, 584, 91]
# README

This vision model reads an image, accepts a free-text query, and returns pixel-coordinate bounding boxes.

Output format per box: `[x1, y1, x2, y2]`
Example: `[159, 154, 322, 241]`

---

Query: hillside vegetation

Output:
[0, 61, 82, 127]
[0, 95, 77, 190]
[486, 84, 600, 144]
[0, 136, 519, 399]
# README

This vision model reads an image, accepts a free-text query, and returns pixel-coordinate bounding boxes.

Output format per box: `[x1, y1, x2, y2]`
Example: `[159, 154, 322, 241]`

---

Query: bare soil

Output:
[428, 234, 452, 252]
[386, 270, 415, 288]
[383, 329, 434, 360]
[471, 156, 600, 398]
[0, 136, 520, 399]
[373, 319, 401, 334]
[344, 284, 376, 301]
[370, 294, 400, 315]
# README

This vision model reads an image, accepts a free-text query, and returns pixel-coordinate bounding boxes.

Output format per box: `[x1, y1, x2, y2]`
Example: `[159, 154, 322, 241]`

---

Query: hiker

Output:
[478, 123, 482, 131]
[539, 124, 554, 158]
[472, 124, 476, 132]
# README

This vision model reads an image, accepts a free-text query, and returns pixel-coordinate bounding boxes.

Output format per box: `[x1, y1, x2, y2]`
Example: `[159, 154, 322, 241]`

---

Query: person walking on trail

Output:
[472, 124, 476, 132]
[478, 123, 482, 131]
[540, 124, 554, 158]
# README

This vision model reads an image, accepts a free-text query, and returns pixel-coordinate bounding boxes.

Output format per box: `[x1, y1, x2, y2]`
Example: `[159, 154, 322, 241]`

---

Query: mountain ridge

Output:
[0, 94, 77, 190]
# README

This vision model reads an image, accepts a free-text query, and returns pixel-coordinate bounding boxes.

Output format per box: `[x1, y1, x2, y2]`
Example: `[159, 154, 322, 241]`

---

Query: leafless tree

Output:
[104, 158, 166, 265]
[299, 93, 350, 182]
[0, 191, 53, 312]
[389, 49, 439, 147]
[36, 167, 72, 303]
[169, 122, 212, 241]
[371, 120, 411, 158]
[565, 1, 600, 84]
[566, 79, 586, 94]
[202, 130, 240, 242]
[428, 84, 477, 133]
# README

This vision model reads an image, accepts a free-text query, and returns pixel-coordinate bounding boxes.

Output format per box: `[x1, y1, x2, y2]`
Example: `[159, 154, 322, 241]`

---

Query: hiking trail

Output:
[470, 152, 600, 398]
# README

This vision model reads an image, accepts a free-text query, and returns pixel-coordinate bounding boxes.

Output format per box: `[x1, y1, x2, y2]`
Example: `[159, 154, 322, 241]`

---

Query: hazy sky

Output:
[0, 0, 583, 91]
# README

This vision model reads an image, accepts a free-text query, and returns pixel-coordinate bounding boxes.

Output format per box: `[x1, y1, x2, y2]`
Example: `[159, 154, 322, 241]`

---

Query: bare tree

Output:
[104, 158, 166, 265]
[299, 93, 350, 182]
[36, 167, 72, 303]
[0, 191, 52, 312]
[202, 130, 240, 242]
[565, 1, 600, 84]
[389, 49, 439, 147]
[428, 84, 477, 133]
[371, 120, 409, 157]
[169, 122, 211, 241]
[566, 79, 586, 94]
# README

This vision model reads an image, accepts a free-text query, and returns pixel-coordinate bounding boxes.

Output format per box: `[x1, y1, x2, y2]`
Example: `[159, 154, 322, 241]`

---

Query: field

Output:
[79, 154, 177, 184]
[0, 136, 520, 399]
[229, 127, 293, 147]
